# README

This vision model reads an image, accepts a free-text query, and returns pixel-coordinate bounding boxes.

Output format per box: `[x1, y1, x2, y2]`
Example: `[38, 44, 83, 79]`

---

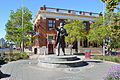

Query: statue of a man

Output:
[55, 21, 68, 56]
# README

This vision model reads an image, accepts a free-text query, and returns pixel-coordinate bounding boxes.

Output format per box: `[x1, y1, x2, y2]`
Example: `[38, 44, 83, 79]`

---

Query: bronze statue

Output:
[55, 21, 68, 56]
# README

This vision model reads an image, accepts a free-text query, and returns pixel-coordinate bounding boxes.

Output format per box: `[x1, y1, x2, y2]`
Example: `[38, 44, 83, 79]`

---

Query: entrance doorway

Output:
[72, 41, 78, 52]
[34, 48, 37, 54]
[83, 39, 88, 47]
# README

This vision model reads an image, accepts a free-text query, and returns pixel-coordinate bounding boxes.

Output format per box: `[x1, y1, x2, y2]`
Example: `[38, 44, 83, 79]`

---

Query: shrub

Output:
[12, 53, 22, 60]
[0, 52, 29, 63]
[104, 64, 120, 80]
[11, 52, 29, 60]
[0, 56, 6, 64]
[20, 52, 29, 59]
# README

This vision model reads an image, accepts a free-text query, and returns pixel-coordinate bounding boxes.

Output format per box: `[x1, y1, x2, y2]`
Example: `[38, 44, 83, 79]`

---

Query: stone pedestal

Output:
[38, 55, 85, 68]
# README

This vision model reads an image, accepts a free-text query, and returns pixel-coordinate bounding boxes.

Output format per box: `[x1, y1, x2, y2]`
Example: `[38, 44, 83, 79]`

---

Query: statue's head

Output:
[60, 20, 65, 27]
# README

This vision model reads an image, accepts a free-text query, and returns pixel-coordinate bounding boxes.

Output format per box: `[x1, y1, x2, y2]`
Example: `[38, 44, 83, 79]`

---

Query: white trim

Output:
[33, 14, 40, 25]
[40, 13, 95, 21]
[33, 11, 95, 24]
[43, 16, 46, 19]
[56, 17, 59, 20]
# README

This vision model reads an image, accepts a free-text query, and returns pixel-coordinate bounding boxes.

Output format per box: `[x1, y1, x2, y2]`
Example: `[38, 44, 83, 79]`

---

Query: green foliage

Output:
[108, 12, 120, 48]
[87, 16, 103, 43]
[0, 56, 6, 64]
[100, 0, 120, 49]
[64, 19, 87, 44]
[20, 52, 29, 59]
[88, 12, 120, 48]
[93, 56, 120, 63]
[87, 15, 111, 44]
[0, 56, 6, 61]
[0, 52, 29, 62]
[12, 53, 22, 60]
[11, 52, 29, 60]
[100, 0, 119, 12]
[5, 6, 33, 44]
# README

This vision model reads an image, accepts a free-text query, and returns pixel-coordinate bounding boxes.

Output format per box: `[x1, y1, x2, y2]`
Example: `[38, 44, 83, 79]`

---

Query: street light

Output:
[102, 2, 106, 56]
[21, 0, 24, 52]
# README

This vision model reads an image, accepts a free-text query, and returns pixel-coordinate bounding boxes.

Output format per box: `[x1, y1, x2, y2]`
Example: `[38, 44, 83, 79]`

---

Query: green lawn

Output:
[93, 55, 120, 63]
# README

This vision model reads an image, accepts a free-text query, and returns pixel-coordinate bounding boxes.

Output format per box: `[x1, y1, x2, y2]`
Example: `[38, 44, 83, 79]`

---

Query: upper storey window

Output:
[83, 21, 90, 30]
[48, 19, 56, 28]
[83, 22, 87, 29]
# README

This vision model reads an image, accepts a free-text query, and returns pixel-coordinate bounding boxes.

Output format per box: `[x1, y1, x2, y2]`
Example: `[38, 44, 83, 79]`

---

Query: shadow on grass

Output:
[73, 53, 85, 55]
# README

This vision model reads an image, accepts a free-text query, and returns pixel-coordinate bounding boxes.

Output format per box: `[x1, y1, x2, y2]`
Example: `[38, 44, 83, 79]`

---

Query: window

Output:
[83, 22, 87, 29]
[48, 36, 54, 40]
[83, 21, 90, 30]
[47, 35, 55, 44]
[48, 19, 56, 28]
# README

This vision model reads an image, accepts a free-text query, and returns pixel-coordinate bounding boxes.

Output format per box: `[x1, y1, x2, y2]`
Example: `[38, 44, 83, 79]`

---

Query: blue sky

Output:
[0, 0, 104, 39]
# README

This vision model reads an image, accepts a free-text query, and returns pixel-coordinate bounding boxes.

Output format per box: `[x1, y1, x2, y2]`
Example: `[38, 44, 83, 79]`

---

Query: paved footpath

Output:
[0, 56, 119, 80]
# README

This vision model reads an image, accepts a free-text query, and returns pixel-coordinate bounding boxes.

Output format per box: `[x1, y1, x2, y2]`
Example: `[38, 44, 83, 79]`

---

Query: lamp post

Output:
[102, 2, 106, 56]
[21, 0, 24, 52]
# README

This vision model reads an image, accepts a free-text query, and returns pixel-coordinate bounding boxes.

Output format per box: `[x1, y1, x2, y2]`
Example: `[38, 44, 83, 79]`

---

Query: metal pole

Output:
[21, 0, 24, 52]
[103, 3, 106, 56]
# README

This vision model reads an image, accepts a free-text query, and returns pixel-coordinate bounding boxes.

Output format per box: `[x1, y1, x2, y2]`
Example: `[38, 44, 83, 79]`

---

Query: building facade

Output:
[32, 5, 102, 54]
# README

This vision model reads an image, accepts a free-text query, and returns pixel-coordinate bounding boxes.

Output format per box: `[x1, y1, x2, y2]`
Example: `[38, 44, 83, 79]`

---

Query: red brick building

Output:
[32, 5, 102, 54]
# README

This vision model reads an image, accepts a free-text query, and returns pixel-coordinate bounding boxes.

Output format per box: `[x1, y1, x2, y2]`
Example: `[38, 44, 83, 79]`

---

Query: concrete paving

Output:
[0, 55, 119, 80]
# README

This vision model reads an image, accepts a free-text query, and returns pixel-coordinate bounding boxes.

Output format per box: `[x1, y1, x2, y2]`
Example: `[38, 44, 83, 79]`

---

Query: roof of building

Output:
[33, 5, 102, 24]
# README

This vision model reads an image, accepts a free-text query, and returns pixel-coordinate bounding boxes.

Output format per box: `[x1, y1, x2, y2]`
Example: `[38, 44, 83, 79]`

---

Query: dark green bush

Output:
[0, 56, 6, 64]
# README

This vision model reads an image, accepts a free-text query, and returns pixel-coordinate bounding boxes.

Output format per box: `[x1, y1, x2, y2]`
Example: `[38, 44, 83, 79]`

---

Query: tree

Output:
[88, 12, 120, 55]
[87, 13, 114, 43]
[64, 19, 87, 53]
[5, 6, 33, 49]
[108, 12, 120, 48]
[87, 0, 120, 55]
[100, 0, 119, 12]
[101, 0, 120, 49]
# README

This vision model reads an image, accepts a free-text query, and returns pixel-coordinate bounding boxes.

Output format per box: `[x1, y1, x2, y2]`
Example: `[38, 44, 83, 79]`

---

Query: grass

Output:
[93, 55, 120, 63]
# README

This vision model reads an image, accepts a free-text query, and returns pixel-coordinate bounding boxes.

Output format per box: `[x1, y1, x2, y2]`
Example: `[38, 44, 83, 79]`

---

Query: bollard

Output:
[84, 50, 91, 59]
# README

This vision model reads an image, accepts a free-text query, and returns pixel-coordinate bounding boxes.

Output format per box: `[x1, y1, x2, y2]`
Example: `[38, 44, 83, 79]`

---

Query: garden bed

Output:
[0, 52, 29, 65]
